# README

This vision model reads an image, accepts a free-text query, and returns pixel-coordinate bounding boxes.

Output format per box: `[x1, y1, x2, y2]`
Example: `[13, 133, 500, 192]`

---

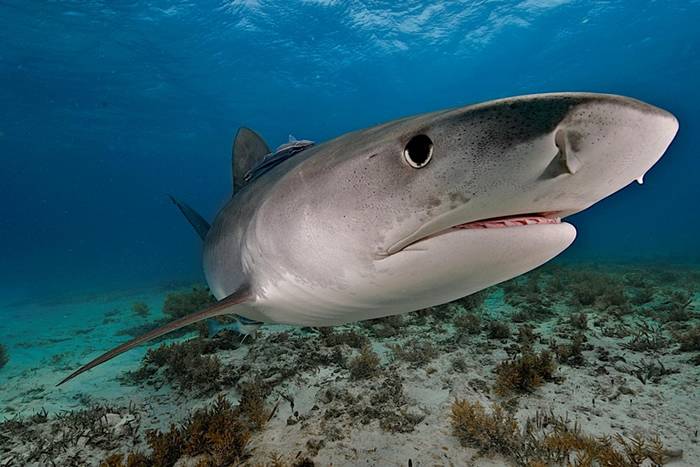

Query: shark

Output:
[58, 92, 678, 385]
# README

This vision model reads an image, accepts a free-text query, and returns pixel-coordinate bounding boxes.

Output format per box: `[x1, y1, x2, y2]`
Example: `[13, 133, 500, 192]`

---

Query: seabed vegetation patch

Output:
[0, 263, 698, 465]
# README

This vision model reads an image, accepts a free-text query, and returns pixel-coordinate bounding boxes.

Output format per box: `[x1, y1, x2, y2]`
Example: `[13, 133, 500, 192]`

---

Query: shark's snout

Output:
[557, 95, 677, 174]
[538, 94, 678, 216]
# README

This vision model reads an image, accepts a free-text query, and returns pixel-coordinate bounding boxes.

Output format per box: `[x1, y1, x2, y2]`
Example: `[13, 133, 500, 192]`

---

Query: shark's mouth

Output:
[386, 212, 565, 255]
[453, 213, 562, 230]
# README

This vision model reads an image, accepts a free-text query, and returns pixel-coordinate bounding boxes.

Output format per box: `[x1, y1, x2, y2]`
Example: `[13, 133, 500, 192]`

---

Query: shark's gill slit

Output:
[404, 134, 433, 168]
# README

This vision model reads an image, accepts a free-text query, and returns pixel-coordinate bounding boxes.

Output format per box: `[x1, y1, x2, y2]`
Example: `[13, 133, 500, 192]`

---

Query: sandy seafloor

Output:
[0, 263, 698, 466]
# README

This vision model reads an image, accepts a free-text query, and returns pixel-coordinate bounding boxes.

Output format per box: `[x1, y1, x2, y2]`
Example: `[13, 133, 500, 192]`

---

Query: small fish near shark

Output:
[59, 92, 679, 385]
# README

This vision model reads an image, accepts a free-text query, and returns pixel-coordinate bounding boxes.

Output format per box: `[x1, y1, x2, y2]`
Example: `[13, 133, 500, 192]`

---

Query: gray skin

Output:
[58, 92, 678, 385]
[205, 92, 678, 326]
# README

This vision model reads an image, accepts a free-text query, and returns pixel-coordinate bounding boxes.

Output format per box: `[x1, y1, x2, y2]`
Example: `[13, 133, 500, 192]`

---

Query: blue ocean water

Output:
[1, 1, 698, 302]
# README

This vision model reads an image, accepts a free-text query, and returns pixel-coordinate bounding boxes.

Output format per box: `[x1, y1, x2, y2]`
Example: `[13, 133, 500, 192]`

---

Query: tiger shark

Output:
[59, 92, 678, 385]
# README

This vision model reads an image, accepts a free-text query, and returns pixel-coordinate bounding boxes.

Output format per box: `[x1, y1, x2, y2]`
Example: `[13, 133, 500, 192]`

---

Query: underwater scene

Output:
[1, 1, 699, 466]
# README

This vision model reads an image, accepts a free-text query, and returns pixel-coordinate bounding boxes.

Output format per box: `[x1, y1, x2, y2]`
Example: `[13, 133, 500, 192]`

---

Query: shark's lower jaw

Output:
[386, 212, 565, 255]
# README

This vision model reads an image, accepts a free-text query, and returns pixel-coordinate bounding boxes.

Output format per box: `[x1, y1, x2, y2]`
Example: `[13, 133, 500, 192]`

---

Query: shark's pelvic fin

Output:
[57, 285, 253, 386]
[206, 314, 263, 338]
[168, 195, 210, 241]
[233, 127, 270, 193]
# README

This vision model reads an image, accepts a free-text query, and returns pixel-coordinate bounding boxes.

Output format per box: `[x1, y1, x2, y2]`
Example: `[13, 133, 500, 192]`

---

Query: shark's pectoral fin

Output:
[57, 285, 254, 386]
[169, 195, 211, 241]
[233, 127, 270, 193]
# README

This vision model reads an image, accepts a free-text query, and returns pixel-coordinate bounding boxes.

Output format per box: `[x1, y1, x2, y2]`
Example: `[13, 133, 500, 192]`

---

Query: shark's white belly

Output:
[236, 223, 576, 326]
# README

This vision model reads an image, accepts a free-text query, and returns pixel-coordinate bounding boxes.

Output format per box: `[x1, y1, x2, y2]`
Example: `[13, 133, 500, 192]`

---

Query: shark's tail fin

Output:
[168, 195, 210, 241]
[57, 285, 253, 386]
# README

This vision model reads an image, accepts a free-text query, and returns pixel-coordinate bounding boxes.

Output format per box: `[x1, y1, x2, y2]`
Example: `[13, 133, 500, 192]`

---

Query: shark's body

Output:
[60, 92, 678, 385]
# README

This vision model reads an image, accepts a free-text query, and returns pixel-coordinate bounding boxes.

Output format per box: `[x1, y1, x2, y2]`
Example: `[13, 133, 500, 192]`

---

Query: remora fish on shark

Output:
[59, 92, 679, 385]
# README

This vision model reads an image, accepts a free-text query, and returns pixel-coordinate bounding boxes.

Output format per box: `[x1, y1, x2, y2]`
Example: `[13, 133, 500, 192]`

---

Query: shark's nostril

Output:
[554, 129, 582, 175]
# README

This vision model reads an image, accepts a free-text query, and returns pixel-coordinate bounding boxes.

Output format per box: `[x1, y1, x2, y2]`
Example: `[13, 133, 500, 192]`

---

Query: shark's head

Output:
[249, 93, 678, 324]
[377, 93, 678, 256]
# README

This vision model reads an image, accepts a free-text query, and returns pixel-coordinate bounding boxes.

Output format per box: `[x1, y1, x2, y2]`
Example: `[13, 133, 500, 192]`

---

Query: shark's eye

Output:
[404, 134, 433, 168]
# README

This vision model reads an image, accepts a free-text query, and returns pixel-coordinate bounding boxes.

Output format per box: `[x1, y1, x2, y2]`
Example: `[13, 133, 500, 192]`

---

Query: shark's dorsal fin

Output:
[233, 127, 270, 193]
[169, 195, 210, 241]
[57, 284, 254, 386]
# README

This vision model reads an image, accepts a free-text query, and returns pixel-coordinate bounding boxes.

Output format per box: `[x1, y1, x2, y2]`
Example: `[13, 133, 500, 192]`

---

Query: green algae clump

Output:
[676, 324, 700, 352]
[101, 394, 261, 467]
[348, 345, 381, 380]
[128, 339, 221, 394]
[100, 452, 150, 467]
[494, 350, 556, 396]
[131, 302, 150, 318]
[454, 312, 481, 334]
[450, 399, 520, 456]
[450, 399, 668, 466]
[162, 286, 215, 320]
[487, 320, 512, 340]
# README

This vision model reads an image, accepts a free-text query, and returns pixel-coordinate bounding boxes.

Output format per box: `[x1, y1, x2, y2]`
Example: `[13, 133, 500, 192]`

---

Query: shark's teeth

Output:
[457, 215, 561, 230]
